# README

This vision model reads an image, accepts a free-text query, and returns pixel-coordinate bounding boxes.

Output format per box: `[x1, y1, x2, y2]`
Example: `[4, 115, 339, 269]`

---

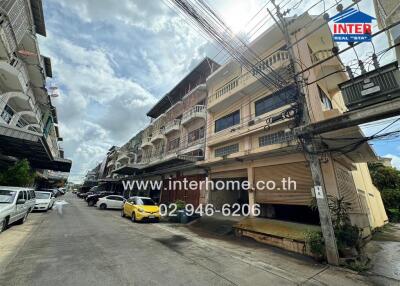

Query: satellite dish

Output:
[49, 86, 60, 97]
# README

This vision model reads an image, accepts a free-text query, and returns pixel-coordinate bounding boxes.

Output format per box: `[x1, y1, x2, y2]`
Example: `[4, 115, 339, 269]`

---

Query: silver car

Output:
[0, 186, 36, 233]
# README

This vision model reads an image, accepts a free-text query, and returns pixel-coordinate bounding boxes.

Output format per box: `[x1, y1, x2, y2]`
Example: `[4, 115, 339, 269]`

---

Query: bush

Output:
[305, 230, 325, 257]
[335, 224, 361, 251]
[0, 159, 35, 187]
[387, 208, 400, 222]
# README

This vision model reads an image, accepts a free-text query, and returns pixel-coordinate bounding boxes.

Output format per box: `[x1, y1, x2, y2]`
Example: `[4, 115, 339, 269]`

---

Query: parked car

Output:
[86, 192, 114, 206]
[58, 188, 66, 195]
[0, 187, 36, 233]
[97, 195, 125, 210]
[40, 188, 60, 198]
[34, 191, 55, 211]
[121, 196, 160, 222]
[77, 191, 93, 199]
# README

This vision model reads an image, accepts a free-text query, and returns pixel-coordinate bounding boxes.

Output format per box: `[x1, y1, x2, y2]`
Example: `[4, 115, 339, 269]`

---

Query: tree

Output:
[0, 159, 36, 187]
[368, 162, 400, 191]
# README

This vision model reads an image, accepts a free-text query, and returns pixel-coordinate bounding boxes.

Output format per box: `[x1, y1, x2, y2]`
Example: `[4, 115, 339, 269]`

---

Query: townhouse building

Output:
[117, 58, 219, 204]
[0, 0, 71, 175]
[201, 13, 387, 237]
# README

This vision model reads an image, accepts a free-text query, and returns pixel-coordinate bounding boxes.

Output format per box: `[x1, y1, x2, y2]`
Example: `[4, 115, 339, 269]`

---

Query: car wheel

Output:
[99, 204, 107, 210]
[17, 212, 28, 225]
[131, 211, 136, 222]
[0, 218, 8, 233]
[121, 209, 125, 217]
[88, 200, 95, 207]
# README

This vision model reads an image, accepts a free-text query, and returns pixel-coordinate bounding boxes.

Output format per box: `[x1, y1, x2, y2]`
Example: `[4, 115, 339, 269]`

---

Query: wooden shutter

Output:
[254, 162, 313, 205]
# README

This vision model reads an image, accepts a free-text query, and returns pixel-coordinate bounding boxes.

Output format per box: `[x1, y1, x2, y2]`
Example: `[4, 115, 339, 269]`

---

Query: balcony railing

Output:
[141, 136, 153, 148]
[0, 0, 30, 53]
[151, 127, 165, 142]
[163, 119, 181, 135]
[208, 50, 290, 108]
[181, 105, 206, 125]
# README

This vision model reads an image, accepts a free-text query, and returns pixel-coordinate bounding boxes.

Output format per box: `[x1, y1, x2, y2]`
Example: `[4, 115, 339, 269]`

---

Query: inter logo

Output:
[331, 8, 375, 42]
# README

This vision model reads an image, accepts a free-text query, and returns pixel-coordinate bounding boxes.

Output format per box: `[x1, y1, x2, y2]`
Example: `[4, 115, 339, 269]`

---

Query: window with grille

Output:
[188, 126, 205, 143]
[215, 143, 239, 157]
[1, 105, 14, 124]
[255, 85, 297, 117]
[259, 130, 294, 147]
[318, 86, 333, 110]
[215, 110, 240, 132]
[167, 137, 180, 151]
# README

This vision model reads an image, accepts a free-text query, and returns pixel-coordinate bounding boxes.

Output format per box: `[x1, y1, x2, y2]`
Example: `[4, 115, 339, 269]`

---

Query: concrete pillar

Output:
[247, 166, 255, 217]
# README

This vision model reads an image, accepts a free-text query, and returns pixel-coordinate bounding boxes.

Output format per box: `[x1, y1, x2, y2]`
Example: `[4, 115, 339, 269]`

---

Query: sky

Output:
[38, 0, 400, 182]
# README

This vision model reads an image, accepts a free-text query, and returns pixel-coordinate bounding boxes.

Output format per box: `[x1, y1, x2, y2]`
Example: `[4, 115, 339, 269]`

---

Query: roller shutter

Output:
[334, 163, 362, 213]
[254, 162, 313, 205]
[210, 169, 247, 179]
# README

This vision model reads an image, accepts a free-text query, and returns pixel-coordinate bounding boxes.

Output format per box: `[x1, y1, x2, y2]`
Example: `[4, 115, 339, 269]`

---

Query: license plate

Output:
[149, 215, 155, 218]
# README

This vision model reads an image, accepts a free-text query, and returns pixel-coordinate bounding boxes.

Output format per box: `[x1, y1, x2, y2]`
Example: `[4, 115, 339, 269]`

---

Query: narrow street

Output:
[0, 194, 374, 286]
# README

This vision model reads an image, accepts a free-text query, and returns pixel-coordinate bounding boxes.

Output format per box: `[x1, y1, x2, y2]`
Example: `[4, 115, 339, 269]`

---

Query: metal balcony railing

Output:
[0, 0, 30, 51]
[311, 49, 335, 64]
[163, 119, 181, 134]
[208, 50, 289, 105]
[181, 105, 206, 124]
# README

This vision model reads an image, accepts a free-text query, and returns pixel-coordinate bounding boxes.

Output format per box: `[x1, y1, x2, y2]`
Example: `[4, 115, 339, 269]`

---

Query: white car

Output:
[0, 187, 36, 233]
[34, 191, 55, 211]
[96, 195, 125, 210]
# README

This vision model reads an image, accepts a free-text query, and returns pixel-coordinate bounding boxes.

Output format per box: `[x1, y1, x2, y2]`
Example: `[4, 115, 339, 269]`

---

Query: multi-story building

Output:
[120, 58, 219, 204]
[201, 13, 387, 237]
[112, 131, 143, 176]
[0, 0, 71, 174]
[374, 0, 400, 61]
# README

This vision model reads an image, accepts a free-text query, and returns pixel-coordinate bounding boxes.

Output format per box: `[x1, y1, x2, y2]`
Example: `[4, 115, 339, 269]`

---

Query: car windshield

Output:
[35, 192, 51, 199]
[136, 198, 156, 206]
[0, 190, 17, 204]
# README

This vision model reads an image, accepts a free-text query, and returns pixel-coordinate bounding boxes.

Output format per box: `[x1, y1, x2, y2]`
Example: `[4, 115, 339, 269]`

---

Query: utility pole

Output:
[269, 0, 340, 265]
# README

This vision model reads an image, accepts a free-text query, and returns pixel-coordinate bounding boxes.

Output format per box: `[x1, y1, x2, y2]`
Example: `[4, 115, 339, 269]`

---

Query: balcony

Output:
[163, 119, 181, 135]
[150, 128, 165, 143]
[0, 60, 30, 93]
[181, 105, 206, 125]
[0, 0, 31, 56]
[140, 136, 153, 148]
[208, 50, 290, 112]
[310, 49, 347, 92]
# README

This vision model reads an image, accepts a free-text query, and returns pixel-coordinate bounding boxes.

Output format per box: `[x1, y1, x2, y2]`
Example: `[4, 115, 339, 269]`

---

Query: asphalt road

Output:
[0, 193, 376, 286]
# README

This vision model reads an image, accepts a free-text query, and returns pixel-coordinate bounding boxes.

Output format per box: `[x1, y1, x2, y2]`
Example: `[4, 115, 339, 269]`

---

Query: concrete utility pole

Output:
[269, 1, 340, 265]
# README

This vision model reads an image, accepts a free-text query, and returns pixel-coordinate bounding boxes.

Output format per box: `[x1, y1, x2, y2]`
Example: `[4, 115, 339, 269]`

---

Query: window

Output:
[30, 190, 36, 199]
[259, 131, 294, 147]
[255, 85, 297, 117]
[1, 105, 14, 124]
[215, 143, 239, 157]
[26, 190, 31, 200]
[135, 198, 156, 205]
[188, 126, 205, 143]
[167, 137, 180, 151]
[215, 110, 240, 132]
[318, 86, 333, 110]
[17, 191, 24, 201]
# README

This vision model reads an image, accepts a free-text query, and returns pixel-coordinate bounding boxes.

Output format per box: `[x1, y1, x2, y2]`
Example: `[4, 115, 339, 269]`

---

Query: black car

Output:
[77, 191, 93, 199]
[86, 191, 114, 206]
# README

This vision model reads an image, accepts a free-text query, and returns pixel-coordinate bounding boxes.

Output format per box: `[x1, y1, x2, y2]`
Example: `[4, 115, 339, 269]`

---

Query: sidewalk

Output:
[156, 218, 374, 285]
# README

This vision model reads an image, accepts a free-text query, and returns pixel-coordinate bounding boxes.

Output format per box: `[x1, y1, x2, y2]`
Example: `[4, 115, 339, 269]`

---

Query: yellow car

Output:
[121, 196, 160, 222]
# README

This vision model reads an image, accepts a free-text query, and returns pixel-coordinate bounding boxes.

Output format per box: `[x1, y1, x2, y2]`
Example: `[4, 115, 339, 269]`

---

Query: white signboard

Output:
[314, 185, 324, 199]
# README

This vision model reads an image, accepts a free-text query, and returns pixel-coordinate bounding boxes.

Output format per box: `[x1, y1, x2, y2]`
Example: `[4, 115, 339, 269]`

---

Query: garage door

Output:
[254, 162, 313, 205]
